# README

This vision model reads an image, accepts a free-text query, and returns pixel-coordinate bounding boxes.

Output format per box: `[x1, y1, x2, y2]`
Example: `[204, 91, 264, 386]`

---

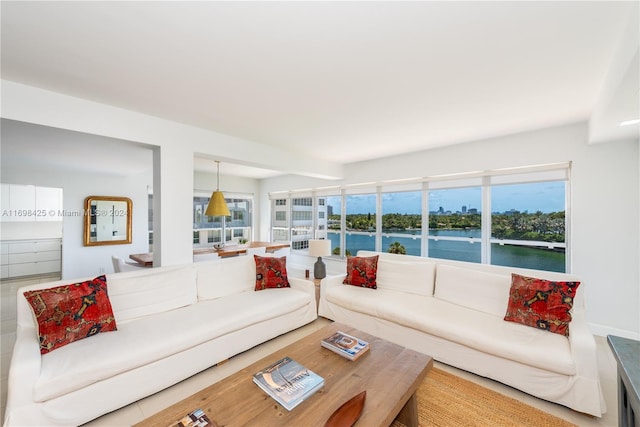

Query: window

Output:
[271, 197, 289, 242]
[382, 190, 422, 256]
[325, 195, 341, 256]
[490, 181, 566, 272]
[193, 193, 253, 247]
[292, 211, 313, 221]
[269, 162, 570, 272]
[345, 193, 376, 256]
[291, 195, 313, 246]
[293, 197, 312, 206]
[428, 187, 482, 263]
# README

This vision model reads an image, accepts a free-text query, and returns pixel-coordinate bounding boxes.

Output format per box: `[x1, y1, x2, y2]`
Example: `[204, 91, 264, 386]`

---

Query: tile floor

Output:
[1, 276, 619, 427]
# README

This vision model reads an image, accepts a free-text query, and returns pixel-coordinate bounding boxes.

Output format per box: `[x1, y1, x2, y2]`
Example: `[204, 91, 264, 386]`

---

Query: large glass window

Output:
[271, 197, 290, 243]
[381, 191, 422, 256]
[269, 163, 570, 272]
[491, 181, 566, 272]
[325, 195, 342, 256]
[345, 193, 376, 256]
[428, 187, 482, 263]
[194, 194, 252, 247]
[291, 196, 314, 249]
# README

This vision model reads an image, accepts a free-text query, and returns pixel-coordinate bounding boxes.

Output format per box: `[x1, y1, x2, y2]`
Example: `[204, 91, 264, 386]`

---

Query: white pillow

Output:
[434, 264, 511, 316]
[376, 258, 436, 297]
[196, 255, 256, 300]
[108, 266, 197, 322]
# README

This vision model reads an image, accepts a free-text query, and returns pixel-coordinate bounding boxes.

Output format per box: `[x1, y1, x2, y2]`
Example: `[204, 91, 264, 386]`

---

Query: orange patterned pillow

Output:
[343, 255, 379, 289]
[504, 273, 580, 336]
[254, 255, 290, 290]
[23, 275, 118, 354]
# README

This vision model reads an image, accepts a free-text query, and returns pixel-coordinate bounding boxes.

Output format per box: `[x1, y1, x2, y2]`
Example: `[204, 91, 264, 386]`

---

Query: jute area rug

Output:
[391, 368, 578, 427]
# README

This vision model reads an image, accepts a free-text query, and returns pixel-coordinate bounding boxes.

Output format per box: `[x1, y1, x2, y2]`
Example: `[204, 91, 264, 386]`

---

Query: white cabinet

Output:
[36, 186, 63, 221]
[0, 239, 62, 279]
[1, 184, 62, 222]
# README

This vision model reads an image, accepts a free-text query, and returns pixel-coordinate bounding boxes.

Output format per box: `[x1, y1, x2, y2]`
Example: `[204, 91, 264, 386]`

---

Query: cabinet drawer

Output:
[8, 262, 38, 277]
[8, 242, 38, 254]
[35, 240, 62, 252]
[36, 260, 61, 275]
[1, 253, 8, 266]
[1, 265, 8, 279]
[9, 250, 60, 264]
[8, 260, 61, 277]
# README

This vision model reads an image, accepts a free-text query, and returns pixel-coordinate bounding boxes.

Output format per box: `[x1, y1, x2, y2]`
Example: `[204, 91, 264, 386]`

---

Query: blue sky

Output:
[327, 181, 565, 215]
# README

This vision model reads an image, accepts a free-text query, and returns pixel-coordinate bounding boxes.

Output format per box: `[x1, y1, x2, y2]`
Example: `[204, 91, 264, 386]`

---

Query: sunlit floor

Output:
[1, 276, 618, 427]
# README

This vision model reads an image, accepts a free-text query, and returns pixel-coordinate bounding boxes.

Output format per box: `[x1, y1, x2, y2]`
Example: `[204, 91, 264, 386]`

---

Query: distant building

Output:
[273, 197, 328, 250]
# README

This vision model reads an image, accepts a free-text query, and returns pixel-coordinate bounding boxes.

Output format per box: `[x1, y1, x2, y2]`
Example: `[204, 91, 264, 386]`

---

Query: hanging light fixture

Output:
[205, 160, 230, 217]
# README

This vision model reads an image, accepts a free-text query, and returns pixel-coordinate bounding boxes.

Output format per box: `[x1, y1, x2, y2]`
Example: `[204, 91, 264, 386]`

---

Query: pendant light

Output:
[205, 161, 230, 217]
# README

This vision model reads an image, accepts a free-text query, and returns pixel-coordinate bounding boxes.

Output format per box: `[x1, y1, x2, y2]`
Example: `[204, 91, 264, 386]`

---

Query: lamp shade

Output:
[309, 239, 331, 257]
[205, 191, 230, 217]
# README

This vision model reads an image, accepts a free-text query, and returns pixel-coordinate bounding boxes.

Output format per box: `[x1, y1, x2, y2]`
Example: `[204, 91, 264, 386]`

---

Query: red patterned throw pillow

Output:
[504, 273, 580, 337]
[23, 275, 118, 354]
[343, 255, 379, 289]
[254, 255, 290, 290]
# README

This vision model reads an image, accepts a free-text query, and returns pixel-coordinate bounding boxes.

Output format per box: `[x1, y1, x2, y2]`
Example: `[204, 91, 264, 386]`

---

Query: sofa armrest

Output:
[288, 277, 316, 300]
[5, 326, 42, 419]
[568, 309, 599, 379]
[321, 274, 346, 289]
[319, 274, 346, 302]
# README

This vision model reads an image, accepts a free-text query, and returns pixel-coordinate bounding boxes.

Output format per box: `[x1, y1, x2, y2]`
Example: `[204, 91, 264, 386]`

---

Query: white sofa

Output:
[319, 250, 606, 417]
[4, 255, 317, 427]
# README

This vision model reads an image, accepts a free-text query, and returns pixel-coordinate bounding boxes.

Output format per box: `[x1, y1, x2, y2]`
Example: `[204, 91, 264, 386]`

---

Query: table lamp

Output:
[309, 239, 332, 279]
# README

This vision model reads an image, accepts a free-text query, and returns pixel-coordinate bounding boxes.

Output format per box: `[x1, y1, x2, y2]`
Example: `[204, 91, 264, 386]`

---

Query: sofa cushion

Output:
[34, 287, 311, 402]
[434, 264, 511, 316]
[504, 273, 580, 337]
[23, 275, 117, 354]
[376, 258, 436, 297]
[343, 255, 379, 289]
[196, 255, 255, 300]
[254, 255, 290, 290]
[107, 266, 197, 323]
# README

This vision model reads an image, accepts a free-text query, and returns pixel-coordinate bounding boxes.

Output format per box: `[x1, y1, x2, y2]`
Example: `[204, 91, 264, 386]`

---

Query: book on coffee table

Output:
[321, 330, 370, 361]
[252, 356, 324, 411]
[168, 408, 216, 427]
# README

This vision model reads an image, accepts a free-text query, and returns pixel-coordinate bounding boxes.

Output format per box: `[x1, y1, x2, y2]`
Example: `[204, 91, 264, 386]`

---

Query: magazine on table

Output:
[168, 408, 215, 427]
[252, 356, 324, 411]
[321, 331, 370, 361]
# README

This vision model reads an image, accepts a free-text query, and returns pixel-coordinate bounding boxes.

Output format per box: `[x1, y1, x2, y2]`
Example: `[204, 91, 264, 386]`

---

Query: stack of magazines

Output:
[321, 331, 370, 361]
[253, 356, 324, 411]
[169, 408, 215, 427]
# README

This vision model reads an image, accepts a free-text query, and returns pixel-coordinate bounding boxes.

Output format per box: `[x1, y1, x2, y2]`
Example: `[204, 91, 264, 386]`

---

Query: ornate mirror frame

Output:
[84, 196, 133, 246]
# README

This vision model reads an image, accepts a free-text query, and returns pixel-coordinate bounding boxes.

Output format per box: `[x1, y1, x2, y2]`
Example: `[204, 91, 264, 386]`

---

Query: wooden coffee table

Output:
[135, 322, 433, 427]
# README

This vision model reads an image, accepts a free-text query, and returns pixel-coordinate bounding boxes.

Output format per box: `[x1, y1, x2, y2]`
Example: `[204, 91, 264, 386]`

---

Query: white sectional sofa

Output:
[318, 250, 606, 417]
[4, 255, 317, 427]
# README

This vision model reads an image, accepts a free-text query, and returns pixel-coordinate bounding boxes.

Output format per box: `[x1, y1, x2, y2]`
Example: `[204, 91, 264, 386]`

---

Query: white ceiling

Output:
[1, 1, 638, 178]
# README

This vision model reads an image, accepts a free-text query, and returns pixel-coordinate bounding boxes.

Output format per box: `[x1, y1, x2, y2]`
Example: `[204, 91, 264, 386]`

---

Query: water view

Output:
[327, 230, 565, 273]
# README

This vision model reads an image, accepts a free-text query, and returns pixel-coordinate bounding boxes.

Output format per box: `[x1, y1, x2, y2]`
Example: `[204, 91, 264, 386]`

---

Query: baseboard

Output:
[589, 322, 640, 340]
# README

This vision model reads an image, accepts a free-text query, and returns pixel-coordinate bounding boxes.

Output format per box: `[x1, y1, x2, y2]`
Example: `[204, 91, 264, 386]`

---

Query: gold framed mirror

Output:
[84, 196, 132, 246]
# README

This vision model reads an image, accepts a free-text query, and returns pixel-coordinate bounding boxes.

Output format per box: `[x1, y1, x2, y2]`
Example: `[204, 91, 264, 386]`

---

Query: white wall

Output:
[0, 121, 153, 279]
[1, 80, 344, 270]
[260, 122, 640, 339]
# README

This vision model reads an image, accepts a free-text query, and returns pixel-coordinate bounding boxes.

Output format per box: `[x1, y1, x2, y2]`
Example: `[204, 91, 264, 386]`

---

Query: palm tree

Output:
[387, 241, 406, 255]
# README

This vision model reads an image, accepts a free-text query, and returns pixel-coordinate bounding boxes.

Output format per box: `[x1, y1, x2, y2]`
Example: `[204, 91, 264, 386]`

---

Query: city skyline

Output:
[326, 181, 566, 215]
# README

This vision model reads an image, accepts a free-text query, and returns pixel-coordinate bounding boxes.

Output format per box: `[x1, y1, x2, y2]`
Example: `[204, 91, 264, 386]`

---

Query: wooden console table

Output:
[608, 335, 640, 427]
